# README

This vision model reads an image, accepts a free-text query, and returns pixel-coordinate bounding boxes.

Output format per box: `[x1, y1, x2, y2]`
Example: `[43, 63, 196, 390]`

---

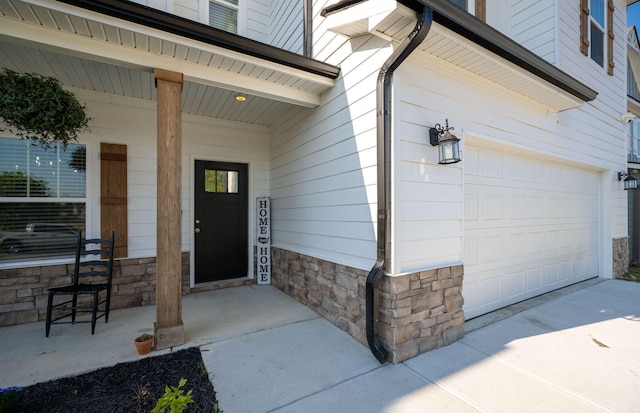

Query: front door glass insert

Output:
[204, 170, 238, 193]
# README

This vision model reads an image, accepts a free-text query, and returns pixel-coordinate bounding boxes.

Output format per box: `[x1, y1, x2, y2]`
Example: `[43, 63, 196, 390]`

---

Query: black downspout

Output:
[366, 7, 433, 364]
[303, 0, 312, 58]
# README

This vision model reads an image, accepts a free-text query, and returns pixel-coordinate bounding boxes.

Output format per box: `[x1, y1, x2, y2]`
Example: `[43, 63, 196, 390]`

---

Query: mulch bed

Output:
[8, 347, 219, 413]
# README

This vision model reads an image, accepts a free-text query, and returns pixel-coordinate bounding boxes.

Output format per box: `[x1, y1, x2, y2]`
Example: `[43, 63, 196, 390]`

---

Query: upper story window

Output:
[581, 0, 614, 75]
[209, 0, 238, 34]
[0, 137, 86, 263]
[589, 0, 605, 66]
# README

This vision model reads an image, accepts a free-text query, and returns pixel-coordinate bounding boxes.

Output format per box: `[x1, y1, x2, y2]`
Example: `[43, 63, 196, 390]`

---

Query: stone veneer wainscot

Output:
[271, 246, 465, 363]
[0, 252, 191, 327]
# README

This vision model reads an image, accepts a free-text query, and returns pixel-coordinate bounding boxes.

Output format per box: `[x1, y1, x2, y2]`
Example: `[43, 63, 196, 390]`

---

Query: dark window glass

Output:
[590, 0, 604, 26]
[204, 169, 239, 193]
[590, 22, 604, 67]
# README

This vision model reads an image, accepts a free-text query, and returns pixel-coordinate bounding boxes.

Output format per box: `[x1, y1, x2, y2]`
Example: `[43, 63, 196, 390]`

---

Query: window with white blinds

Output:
[0, 137, 86, 262]
[209, 0, 238, 34]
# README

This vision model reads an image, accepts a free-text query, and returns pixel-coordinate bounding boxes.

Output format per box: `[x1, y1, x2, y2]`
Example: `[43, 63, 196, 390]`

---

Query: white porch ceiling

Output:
[0, 39, 311, 126]
[0, 0, 334, 126]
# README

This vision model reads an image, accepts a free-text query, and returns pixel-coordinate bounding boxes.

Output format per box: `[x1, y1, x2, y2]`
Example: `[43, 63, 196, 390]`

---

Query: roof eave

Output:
[417, 0, 597, 102]
[324, 0, 597, 103]
[57, 0, 340, 79]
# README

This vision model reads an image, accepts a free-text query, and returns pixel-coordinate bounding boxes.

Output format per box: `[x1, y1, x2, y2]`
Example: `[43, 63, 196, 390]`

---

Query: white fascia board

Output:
[0, 17, 322, 107]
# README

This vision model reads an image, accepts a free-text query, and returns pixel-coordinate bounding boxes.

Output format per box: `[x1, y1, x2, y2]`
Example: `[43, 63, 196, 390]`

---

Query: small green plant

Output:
[196, 361, 207, 375]
[0, 386, 22, 413]
[212, 401, 224, 413]
[151, 378, 194, 413]
[136, 333, 153, 342]
[623, 266, 640, 283]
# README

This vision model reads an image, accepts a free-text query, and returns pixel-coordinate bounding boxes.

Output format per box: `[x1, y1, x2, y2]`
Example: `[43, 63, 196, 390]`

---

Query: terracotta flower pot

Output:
[134, 335, 154, 355]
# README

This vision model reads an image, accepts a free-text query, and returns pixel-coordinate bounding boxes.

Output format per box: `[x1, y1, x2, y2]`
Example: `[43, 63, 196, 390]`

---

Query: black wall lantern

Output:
[618, 171, 638, 190]
[429, 119, 461, 164]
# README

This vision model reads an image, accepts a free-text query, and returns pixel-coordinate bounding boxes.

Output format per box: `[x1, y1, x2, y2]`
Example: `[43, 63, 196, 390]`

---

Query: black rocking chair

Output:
[46, 232, 115, 337]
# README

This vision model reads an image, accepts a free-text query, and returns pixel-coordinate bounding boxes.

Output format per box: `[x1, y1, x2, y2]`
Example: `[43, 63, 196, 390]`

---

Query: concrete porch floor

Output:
[1, 280, 639, 412]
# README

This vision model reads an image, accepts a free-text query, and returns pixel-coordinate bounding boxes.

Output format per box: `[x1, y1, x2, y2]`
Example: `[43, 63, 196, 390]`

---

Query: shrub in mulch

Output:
[7, 347, 219, 413]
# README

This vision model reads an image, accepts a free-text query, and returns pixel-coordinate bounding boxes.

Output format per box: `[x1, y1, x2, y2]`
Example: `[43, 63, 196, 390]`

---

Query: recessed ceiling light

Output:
[235, 94, 246, 102]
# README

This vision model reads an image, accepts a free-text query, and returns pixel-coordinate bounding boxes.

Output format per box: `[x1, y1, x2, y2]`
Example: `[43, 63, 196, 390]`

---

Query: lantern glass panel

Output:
[438, 139, 461, 164]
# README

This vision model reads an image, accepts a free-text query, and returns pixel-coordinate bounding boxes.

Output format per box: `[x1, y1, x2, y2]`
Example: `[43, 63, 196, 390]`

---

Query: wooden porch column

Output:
[154, 68, 185, 350]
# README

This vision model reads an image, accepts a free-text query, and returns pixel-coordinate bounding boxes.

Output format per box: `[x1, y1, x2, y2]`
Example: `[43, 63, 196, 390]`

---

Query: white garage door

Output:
[463, 146, 599, 319]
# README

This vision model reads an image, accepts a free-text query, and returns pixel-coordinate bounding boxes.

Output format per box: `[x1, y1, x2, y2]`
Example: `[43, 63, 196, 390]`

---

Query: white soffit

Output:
[324, 0, 416, 41]
[419, 25, 584, 112]
[325, 0, 584, 112]
[0, 0, 334, 107]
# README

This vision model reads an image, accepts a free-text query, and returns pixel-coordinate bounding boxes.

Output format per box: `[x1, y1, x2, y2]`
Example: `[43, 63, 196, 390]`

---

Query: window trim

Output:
[607, 0, 614, 76]
[475, 0, 485, 21]
[208, 0, 241, 35]
[580, 0, 614, 75]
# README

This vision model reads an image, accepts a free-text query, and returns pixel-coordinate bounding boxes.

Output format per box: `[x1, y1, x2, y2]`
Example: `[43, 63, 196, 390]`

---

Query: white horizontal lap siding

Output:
[76, 90, 269, 260]
[269, 0, 303, 54]
[508, 0, 556, 64]
[557, 0, 627, 238]
[246, 0, 271, 44]
[174, 0, 200, 21]
[393, 76, 464, 275]
[394, 31, 625, 275]
[270, 30, 392, 270]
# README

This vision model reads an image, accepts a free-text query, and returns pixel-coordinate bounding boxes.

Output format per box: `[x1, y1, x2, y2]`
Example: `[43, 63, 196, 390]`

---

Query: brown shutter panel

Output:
[100, 143, 128, 258]
[607, 0, 614, 76]
[580, 0, 589, 56]
[475, 0, 486, 22]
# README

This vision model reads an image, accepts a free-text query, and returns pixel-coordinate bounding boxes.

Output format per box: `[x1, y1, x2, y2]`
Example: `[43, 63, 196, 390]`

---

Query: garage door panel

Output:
[463, 147, 599, 319]
[465, 191, 598, 227]
[465, 252, 594, 283]
[464, 254, 596, 318]
[545, 264, 560, 286]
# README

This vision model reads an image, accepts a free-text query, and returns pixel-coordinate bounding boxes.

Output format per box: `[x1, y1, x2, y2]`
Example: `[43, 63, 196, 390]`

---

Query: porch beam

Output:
[154, 68, 185, 350]
[0, 17, 329, 107]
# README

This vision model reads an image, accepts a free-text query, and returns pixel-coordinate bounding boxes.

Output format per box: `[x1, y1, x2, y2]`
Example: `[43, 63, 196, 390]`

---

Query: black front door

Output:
[194, 160, 248, 283]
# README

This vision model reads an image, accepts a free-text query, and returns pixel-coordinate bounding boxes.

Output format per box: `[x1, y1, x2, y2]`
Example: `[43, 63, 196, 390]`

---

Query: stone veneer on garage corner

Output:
[377, 266, 465, 363]
[613, 237, 629, 279]
[271, 246, 465, 363]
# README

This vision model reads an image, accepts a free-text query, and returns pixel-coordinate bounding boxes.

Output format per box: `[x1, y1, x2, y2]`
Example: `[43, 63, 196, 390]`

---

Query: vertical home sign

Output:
[257, 197, 271, 284]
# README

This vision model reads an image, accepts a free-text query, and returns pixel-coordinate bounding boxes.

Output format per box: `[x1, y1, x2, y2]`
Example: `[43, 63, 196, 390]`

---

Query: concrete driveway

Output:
[200, 279, 640, 413]
[2, 279, 638, 412]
